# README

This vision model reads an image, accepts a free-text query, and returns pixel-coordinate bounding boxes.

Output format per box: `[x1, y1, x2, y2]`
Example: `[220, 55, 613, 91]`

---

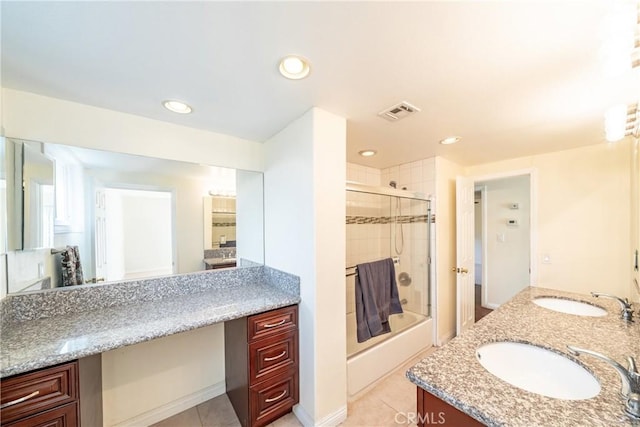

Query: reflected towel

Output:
[355, 258, 403, 343]
[60, 245, 84, 286]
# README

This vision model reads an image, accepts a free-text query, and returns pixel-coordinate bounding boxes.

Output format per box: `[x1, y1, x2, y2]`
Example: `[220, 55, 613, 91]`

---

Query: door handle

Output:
[451, 267, 469, 274]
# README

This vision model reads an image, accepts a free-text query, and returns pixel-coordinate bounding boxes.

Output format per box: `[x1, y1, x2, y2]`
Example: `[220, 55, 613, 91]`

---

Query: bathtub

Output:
[346, 310, 433, 397]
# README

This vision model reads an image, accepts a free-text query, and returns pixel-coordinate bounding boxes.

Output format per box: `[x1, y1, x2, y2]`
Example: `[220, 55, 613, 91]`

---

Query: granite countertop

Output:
[407, 287, 640, 426]
[1, 266, 300, 378]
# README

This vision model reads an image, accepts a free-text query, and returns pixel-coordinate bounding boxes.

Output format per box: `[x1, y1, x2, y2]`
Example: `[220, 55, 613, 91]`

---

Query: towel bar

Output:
[345, 256, 399, 277]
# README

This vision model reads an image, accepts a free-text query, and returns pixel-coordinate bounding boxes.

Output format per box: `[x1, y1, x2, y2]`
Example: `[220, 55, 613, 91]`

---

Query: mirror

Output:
[8, 140, 55, 251]
[3, 138, 264, 294]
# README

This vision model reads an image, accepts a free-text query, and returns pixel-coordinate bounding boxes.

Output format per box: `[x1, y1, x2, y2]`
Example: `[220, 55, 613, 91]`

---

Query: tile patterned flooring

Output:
[150, 347, 437, 427]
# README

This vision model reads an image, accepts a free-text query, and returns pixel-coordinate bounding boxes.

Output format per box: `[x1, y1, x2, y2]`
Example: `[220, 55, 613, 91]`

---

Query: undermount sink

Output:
[476, 341, 600, 400]
[533, 297, 607, 317]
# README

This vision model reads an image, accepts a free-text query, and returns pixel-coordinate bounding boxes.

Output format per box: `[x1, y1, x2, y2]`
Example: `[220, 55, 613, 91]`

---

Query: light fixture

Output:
[604, 104, 627, 142]
[358, 150, 377, 157]
[440, 136, 461, 145]
[163, 100, 193, 114]
[278, 55, 311, 80]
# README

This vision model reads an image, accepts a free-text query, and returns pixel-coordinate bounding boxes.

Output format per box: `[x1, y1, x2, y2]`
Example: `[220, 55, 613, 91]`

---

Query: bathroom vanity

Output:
[0, 266, 300, 427]
[407, 287, 640, 426]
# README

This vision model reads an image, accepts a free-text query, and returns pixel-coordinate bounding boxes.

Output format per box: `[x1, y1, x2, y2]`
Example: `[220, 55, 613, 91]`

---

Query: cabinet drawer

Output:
[5, 402, 78, 427]
[248, 305, 297, 342]
[249, 330, 298, 384]
[1, 362, 78, 425]
[249, 369, 298, 427]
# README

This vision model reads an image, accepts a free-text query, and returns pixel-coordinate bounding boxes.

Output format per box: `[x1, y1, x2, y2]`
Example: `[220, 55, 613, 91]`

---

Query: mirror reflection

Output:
[3, 138, 264, 294]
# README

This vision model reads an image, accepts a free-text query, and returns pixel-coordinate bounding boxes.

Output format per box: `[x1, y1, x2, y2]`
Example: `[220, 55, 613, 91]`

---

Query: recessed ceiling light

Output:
[440, 136, 461, 145]
[279, 55, 311, 80]
[163, 100, 193, 114]
[359, 150, 377, 157]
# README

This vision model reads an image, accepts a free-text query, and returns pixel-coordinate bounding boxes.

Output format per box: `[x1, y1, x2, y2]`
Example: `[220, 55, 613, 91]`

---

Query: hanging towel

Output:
[60, 245, 84, 286]
[355, 258, 403, 343]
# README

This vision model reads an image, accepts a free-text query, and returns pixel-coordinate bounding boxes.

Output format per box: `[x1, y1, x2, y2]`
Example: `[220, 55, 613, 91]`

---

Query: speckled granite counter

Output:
[0, 265, 300, 378]
[407, 287, 640, 426]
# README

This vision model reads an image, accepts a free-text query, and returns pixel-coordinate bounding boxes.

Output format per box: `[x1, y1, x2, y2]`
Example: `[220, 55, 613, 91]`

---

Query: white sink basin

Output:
[533, 297, 607, 317]
[476, 341, 600, 400]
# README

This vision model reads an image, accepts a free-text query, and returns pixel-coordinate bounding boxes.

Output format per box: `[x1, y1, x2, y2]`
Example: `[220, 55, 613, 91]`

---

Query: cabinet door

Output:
[5, 402, 78, 427]
[249, 369, 298, 427]
[416, 387, 483, 427]
[249, 330, 298, 384]
[1, 362, 78, 425]
[248, 306, 297, 341]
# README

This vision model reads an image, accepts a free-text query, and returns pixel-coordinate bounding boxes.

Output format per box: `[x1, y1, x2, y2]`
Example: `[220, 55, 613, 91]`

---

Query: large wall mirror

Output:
[2, 138, 264, 295]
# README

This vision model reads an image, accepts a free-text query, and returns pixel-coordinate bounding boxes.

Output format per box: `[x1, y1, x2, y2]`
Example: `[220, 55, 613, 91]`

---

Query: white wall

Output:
[102, 324, 225, 427]
[467, 141, 631, 298]
[236, 169, 264, 265]
[264, 108, 347, 425]
[478, 175, 530, 307]
[1, 89, 265, 424]
[119, 191, 173, 278]
[2, 89, 264, 171]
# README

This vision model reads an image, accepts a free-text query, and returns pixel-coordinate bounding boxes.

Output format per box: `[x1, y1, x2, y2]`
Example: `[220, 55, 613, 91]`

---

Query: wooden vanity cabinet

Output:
[0, 361, 80, 427]
[225, 305, 299, 427]
[416, 387, 483, 427]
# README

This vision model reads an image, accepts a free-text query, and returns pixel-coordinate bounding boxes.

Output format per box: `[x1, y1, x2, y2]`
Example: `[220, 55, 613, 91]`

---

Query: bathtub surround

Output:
[407, 287, 640, 426]
[345, 183, 433, 398]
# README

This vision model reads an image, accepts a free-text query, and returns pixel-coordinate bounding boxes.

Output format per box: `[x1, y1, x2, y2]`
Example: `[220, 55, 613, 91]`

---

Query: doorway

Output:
[456, 171, 535, 334]
[95, 187, 175, 282]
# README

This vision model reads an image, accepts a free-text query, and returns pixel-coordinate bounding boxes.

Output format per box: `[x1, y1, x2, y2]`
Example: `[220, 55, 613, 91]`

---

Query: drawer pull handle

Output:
[264, 350, 287, 362]
[265, 390, 287, 403]
[0, 390, 40, 409]
[263, 319, 286, 328]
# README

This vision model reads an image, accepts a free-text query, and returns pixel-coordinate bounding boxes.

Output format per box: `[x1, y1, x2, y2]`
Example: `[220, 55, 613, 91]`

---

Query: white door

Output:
[456, 176, 475, 335]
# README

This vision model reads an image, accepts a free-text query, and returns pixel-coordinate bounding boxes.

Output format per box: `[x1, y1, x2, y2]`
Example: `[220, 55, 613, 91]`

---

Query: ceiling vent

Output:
[378, 101, 421, 122]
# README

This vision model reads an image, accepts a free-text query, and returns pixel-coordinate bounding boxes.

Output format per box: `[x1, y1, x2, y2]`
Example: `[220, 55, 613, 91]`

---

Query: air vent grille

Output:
[378, 101, 421, 122]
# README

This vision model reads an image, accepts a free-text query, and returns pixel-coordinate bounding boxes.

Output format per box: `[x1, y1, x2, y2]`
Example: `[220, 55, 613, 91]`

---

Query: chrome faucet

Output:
[567, 345, 640, 419]
[591, 292, 634, 322]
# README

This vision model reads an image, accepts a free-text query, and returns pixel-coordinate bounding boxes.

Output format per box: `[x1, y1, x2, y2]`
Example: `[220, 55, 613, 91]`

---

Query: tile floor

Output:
[150, 347, 437, 427]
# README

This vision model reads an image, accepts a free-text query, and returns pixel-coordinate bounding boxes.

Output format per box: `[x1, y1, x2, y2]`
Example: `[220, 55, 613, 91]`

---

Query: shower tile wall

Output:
[383, 158, 436, 318]
[346, 162, 433, 318]
[346, 160, 436, 319]
[381, 158, 436, 198]
[347, 163, 381, 186]
[347, 163, 382, 316]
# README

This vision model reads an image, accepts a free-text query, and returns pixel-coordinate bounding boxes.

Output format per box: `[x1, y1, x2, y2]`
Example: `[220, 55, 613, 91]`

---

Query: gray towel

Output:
[355, 258, 403, 343]
[60, 245, 84, 286]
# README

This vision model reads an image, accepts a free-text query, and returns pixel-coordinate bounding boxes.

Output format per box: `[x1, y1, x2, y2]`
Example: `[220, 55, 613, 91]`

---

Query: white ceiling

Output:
[2, 1, 638, 169]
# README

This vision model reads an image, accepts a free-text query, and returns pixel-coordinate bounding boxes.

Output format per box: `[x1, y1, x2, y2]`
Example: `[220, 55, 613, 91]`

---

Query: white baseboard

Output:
[112, 382, 226, 427]
[293, 404, 347, 427]
[485, 302, 500, 310]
